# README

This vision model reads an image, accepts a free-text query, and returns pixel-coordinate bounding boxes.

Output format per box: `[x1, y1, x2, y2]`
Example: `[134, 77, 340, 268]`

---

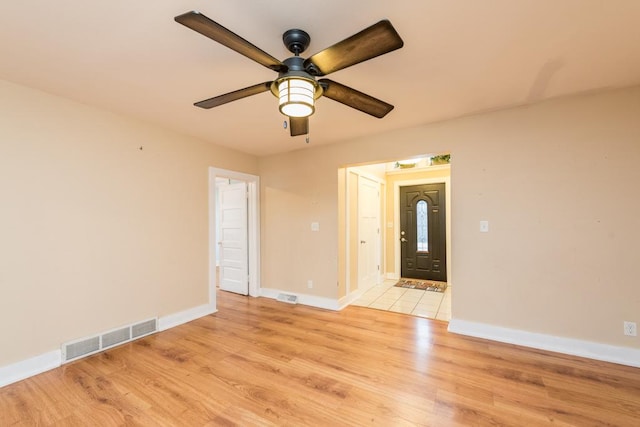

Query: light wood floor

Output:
[2, 292, 640, 426]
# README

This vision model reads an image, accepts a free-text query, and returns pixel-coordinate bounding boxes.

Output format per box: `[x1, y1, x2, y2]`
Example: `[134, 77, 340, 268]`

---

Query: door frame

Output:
[209, 167, 260, 306]
[394, 176, 451, 284]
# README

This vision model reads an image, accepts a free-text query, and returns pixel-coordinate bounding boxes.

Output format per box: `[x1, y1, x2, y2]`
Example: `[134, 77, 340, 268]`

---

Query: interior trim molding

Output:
[260, 288, 340, 311]
[338, 287, 368, 310]
[0, 350, 61, 388]
[0, 303, 216, 389]
[448, 318, 640, 368]
[158, 303, 217, 332]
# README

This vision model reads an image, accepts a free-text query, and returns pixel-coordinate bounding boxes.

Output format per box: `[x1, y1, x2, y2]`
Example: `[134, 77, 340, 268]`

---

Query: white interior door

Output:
[219, 181, 248, 295]
[358, 176, 380, 290]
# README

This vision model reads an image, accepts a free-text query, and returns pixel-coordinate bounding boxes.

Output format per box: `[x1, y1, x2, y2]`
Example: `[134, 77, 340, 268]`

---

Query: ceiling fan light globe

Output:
[281, 103, 314, 117]
[278, 78, 315, 118]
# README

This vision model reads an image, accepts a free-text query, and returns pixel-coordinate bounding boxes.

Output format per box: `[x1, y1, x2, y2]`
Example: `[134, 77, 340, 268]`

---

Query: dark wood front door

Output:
[400, 183, 446, 281]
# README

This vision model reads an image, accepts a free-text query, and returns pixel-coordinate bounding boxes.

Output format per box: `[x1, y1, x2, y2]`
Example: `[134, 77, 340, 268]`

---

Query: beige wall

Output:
[0, 79, 258, 366]
[259, 85, 640, 350]
[259, 147, 340, 299]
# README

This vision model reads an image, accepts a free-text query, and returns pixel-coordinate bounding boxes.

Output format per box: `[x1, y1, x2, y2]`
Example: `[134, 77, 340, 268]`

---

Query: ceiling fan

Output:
[174, 11, 404, 137]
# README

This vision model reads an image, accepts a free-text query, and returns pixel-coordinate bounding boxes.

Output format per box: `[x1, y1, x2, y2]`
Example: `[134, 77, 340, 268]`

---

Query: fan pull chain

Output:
[282, 118, 310, 143]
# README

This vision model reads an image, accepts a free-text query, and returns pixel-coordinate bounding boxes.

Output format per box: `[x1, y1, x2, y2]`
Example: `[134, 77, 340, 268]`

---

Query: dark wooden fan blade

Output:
[194, 82, 272, 109]
[304, 20, 403, 76]
[175, 11, 285, 72]
[289, 116, 309, 136]
[319, 79, 394, 118]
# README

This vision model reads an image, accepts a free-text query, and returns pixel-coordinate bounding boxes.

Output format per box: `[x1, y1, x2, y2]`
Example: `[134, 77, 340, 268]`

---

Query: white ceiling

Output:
[1, 1, 639, 157]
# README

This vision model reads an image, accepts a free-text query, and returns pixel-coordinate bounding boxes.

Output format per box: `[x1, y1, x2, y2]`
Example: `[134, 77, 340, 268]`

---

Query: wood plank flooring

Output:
[2, 291, 640, 426]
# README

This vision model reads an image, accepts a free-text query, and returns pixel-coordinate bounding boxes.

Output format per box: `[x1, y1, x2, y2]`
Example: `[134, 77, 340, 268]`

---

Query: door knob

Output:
[400, 237, 407, 243]
[360, 240, 366, 244]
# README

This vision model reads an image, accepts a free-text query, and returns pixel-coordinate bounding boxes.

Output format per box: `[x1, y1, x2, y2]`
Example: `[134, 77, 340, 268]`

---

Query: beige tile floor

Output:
[352, 279, 451, 321]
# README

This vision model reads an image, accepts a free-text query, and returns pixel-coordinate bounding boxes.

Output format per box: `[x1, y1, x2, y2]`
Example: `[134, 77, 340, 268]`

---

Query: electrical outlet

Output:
[307, 280, 313, 289]
[623, 321, 637, 337]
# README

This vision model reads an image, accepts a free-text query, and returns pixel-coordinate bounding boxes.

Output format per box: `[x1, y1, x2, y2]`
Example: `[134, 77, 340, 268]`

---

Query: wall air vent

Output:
[61, 317, 158, 363]
[63, 337, 100, 361]
[276, 293, 299, 304]
[102, 327, 131, 349]
[132, 318, 157, 339]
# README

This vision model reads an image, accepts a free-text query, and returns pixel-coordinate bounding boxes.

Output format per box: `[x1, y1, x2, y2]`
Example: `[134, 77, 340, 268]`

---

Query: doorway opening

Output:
[209, 168, 260, 307]
[342, 155, 451, 320]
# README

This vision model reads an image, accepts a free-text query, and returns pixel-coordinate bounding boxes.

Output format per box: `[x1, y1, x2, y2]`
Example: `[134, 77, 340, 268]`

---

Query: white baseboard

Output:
[260, 286, 370, 311]
[260, 288, 341, 311]
[448, 318, 640, 368]
[338, 288, 367, 310]
[0, 350, 61, 388]
[386, 272, 400, 280]
[0, 303, 217, 389]
[158, 303, 217, 331]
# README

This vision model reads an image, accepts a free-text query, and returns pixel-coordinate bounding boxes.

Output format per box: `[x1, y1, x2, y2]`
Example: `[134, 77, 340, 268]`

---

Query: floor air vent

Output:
[276, 293, 298, 304]
[62, 317, 157, 363]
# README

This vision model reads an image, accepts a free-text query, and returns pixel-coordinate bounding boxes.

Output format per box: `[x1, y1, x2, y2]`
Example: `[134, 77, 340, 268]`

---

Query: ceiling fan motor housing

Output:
[283, 29, 311, 55]
[270, 56, 323, 100]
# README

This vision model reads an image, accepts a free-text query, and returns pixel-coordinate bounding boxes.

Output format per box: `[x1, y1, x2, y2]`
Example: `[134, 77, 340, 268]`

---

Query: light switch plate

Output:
[311, 222, 319, 232]
[480, 220, 489, 232]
